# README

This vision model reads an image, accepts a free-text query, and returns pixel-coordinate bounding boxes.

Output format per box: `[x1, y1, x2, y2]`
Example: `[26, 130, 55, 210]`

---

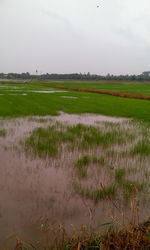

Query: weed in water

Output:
[115, 168, 126, 183]
[75, 155, 106, 178]
[74, 182, 117, 202]
[75, 155, 91, 178]
[0, 129, 7, 136]
[92, 156, 105, 165]
[131, 139, 150, 156]
[122, 180, 145, 201]
[24, 125, 75, 157]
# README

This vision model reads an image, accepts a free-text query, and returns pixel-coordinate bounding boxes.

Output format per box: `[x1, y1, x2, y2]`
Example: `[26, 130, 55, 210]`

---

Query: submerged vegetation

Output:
[24, 123, 128, 158]
[131, 139, 150, 156]
[23, 120, 150, 207]
[0, 129, 6, 136]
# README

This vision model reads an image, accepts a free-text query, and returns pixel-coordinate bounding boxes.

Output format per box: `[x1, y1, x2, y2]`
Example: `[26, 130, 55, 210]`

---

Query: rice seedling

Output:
[115, 168, 126, 183]
[122, 180, 145, 201]
[74, 155, 106, 178]
[0, 129, 7, 136]
[24, 125, 75, 157]
[80, 129, 125, 149]
[24, 122, 130, 158]
[73, 182, 117, 202]
[75, 155, 91, 177]
[92, 156, 105, 165]
[131, 139, 150, 156]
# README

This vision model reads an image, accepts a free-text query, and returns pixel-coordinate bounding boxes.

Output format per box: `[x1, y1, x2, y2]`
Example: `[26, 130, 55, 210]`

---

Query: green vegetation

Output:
[131, 140, 150, 155]
[75, 155, 105, 177]
[75, 155, 91, 177]
[68, 124, 125, 149]
[43, 80, 150, 96]
[122, 180, 145, 201]
[0, 129, 7, 136]
[24, 125, 76, 157]
[24, 124, 126, 158]
[0, 82, 150, 123]
[74, 182, 117, 202]
[115, 168, 126, 182]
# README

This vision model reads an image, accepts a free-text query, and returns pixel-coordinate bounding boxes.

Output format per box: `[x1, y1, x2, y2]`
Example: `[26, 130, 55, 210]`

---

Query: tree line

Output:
[0, 72, 150, 81]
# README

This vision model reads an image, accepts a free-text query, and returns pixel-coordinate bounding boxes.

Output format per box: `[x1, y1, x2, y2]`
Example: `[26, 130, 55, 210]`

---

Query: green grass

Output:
[25, 124, 127, 158]
[68, 124, 125, 149]
[131, 140, 150, 156]
[122, 180, 145, 201]
[74, 155, 105, 178]
[75, 155, 91, 177]
[0, 129, 7, 136]
[74, 182, 117, 202]
[24, 125, 75, 157]
[115, 168, 126, 182]
[0, 82, 150, 123]
[41, 80, 150, 96]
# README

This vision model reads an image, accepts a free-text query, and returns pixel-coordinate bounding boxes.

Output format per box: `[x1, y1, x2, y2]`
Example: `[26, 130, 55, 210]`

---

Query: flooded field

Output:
[0, 113, 150, 248]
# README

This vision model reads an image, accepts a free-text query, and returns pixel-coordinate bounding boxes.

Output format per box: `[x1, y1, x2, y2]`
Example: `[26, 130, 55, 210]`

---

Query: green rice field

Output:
[0, 81, 150, 122]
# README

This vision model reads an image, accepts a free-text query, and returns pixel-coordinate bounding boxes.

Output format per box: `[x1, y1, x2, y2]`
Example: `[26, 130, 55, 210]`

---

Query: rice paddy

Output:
[0, 81, 150, 248]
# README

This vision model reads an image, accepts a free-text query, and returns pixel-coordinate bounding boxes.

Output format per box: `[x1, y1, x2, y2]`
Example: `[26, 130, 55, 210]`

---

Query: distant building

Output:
[142, 71, 150, 77]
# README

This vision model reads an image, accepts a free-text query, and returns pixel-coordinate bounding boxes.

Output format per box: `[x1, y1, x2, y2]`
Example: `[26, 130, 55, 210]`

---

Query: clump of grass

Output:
[81, 130, 124, 149]
[102, 220, 150, 250]
[0, 129, 7, 137]
[131, 140, 150, 156]
[92, 156, 105, 165]
[75, 155, 106, 178]
[75, 155, 91, 177]
[67, 124, 125, 149]
[24, 125, 75, 157]
[74, 182, 117, 202]
[25, 122, 126, 158]
[122, 180, 145, 201]
[115, 168, 126, 183]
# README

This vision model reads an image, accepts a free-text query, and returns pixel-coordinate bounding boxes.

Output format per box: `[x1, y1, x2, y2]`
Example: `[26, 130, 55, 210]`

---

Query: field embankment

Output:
[44, 84, 150, 101]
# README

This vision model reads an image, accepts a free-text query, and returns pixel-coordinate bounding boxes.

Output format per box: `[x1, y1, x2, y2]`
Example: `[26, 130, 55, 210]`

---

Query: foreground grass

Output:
[10, 218, 150, 249]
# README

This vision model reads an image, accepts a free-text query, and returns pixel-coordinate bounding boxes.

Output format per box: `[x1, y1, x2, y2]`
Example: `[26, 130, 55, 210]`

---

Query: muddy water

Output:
[0, 114, 149, 248]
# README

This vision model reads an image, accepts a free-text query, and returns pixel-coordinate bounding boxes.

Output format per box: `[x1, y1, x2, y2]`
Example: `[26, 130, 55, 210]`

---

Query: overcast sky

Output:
[0, 0, 150, 75]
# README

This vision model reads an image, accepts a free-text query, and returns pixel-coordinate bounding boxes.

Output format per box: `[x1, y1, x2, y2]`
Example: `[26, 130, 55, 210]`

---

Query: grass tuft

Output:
[75, 155, 91, 177]
[122, 180, 145, 201]
[0, 129, 7, 137]
[131, 140, 150, 156]
[115, 168, 126, 183]
[74, 182, 117, 202]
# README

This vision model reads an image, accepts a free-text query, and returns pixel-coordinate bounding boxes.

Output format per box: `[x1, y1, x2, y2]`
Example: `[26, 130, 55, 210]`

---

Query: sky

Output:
[0, 0, 150, 75]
